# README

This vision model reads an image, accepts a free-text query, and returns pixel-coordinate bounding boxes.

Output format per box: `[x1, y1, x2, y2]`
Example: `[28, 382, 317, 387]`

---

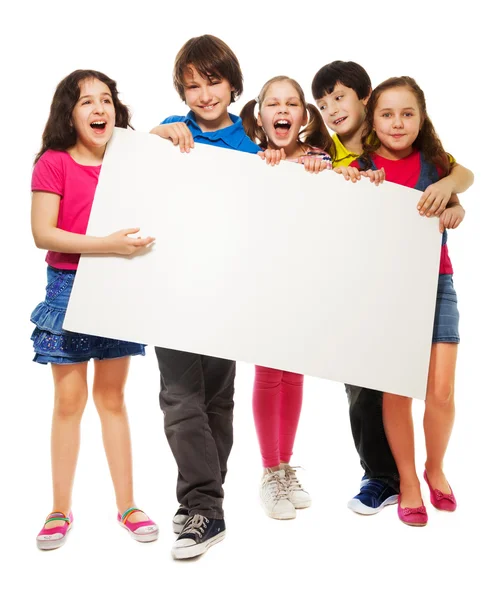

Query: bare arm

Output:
[31, 191, 154, 255]
[445, 163, 474, 194]
[418, 163, 474, 216]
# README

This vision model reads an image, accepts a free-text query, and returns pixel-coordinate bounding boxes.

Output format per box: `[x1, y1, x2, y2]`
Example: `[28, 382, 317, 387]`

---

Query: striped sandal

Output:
[36, 511, 73, 550]
[118, 507, 159, 542]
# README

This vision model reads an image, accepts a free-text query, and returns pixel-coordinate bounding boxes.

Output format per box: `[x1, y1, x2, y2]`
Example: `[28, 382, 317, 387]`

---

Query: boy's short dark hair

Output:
[311, 61, 371, 101]
[173, 35, 243, 104]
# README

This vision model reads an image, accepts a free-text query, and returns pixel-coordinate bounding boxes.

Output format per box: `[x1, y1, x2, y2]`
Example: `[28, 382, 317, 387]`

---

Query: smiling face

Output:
[373, 86, 422, 159]
[71, 78, 116, 152]
[316, 84, 369, 139]
[257, 80, 307, 158]
[182, 64, 234, 132]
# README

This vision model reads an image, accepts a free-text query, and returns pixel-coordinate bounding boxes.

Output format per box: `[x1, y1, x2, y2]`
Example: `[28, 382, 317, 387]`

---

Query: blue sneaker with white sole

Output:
[347, 477, 399, 515]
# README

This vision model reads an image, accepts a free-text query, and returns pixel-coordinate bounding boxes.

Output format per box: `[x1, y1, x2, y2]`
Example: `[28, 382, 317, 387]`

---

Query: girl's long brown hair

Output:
[360, 76, 450, 175]
[35, 69, 131, 164]
[240, 76, 332, 152]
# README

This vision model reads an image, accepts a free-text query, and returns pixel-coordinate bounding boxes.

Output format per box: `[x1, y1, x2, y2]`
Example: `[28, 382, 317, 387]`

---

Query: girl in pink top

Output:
[240, 76, 332, 520]
[31, 70, 157, 549]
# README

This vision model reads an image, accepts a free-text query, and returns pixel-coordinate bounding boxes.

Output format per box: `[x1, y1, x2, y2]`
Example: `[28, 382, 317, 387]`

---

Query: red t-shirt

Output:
[351, 151, 453, 274]
[32, 150, 101, 270]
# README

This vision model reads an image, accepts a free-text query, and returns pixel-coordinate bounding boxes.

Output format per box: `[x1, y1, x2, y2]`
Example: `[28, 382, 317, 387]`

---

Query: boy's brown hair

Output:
[173, 35, 243, 104]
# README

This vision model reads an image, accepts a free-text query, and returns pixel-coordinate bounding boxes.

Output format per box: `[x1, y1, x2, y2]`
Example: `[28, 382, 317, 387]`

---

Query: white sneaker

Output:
[260, 469, 296, 519]
[172, 505, 189, 534]
[281, 464, 312, 509]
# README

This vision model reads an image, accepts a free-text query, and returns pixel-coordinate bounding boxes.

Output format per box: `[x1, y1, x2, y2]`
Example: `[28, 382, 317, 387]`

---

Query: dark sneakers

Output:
[172, 505, 189, 534]
[172, 514, 226, 560]
[348, 477, 399, 515]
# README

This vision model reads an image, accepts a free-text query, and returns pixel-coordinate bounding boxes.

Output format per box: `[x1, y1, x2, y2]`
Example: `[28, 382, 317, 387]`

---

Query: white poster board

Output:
[64, 128, 441, 399]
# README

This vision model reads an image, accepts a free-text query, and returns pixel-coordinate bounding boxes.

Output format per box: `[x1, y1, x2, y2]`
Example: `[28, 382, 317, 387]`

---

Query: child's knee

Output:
[54, 392, 87, 418]
[93, 388, 125, 413]
[427, 383, 454, 409]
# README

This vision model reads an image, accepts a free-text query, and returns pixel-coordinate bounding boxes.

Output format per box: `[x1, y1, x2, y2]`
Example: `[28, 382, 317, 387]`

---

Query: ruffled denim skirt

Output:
[30, 266, 146, 364]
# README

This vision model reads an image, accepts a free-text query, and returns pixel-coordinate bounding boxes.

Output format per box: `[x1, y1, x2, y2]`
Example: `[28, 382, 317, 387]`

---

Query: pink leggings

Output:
[252, 366, 304, 468]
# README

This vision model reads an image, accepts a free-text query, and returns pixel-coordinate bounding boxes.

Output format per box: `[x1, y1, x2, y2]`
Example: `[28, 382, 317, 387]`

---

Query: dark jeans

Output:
[345, 384, 400, 492]
[155, 347, 235, 519]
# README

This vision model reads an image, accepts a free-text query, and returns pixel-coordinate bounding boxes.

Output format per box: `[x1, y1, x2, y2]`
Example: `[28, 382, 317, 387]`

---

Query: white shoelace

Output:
[263, 470, 289, 500]
[181, 514, 209, 538]
[283, 465, 304, 491]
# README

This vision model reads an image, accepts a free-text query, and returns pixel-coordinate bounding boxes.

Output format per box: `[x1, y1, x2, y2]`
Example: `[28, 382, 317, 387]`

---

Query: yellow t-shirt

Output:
[330, 134, 359, 168]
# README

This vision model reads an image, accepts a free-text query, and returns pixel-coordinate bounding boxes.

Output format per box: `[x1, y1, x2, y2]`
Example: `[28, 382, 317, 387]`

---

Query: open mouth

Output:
[274, 119, 291, 131]
[90, 120, 106, 131]
[201, 103, 219, 111]
[273, 120, 292, 137]
[333, 117, 347, 126]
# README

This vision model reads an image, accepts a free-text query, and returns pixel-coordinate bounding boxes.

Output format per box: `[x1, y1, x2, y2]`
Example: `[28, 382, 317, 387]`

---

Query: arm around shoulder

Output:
[447, 163, 474, 194]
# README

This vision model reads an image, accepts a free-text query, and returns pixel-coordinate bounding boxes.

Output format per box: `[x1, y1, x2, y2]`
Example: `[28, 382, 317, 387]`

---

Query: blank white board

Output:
[64, 128, 442, 399]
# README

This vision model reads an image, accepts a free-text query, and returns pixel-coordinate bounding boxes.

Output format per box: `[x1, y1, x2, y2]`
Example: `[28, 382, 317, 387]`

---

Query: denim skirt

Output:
[30, 266, 146, 364]
[432, 274, 460, 343]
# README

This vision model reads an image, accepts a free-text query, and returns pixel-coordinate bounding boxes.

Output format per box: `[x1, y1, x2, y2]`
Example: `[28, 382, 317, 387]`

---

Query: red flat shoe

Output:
[424, 470, 457, 511]
[397, 494, 428, 527]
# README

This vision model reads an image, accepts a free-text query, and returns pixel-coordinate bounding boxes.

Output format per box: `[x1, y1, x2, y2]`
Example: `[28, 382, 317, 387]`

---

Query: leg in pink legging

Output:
[253, 366, 309, 517]
[279, 371, 304, 464]
[252, 366, 303, 468]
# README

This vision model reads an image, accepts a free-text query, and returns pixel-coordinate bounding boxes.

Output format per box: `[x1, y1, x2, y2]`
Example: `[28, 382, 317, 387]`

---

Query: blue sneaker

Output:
[347, 477, 399, 515]
[172, 514, 226, 560]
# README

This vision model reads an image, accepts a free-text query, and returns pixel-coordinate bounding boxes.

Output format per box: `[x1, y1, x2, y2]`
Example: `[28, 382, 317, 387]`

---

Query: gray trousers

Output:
[155, 347, 235, 519]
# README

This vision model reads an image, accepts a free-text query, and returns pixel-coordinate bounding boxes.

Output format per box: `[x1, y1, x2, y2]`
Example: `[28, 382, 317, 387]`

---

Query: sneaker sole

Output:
[172, 530, 226, 560]
[36, 523, 73, 551]
[347, 494, 399, 515]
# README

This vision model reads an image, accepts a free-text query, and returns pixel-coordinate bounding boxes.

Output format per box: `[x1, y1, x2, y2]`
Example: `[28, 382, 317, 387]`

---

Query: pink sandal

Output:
[118, 507, 159, 542]
[36, 511, 73, 550]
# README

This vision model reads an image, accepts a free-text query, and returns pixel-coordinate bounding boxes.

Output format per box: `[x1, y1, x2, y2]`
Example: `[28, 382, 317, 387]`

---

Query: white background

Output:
[2, 1, 494, 598]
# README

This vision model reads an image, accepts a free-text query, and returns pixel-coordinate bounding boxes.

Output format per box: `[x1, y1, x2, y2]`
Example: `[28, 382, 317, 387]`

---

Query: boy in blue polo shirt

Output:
[151, 34, 259, 560]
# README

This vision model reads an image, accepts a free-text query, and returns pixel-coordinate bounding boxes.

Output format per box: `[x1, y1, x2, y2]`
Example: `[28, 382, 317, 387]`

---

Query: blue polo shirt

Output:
[161, 111, 260, 154]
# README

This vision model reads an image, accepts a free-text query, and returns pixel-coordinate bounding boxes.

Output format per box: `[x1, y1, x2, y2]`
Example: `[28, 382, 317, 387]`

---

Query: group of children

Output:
[31, 34, 473, 558]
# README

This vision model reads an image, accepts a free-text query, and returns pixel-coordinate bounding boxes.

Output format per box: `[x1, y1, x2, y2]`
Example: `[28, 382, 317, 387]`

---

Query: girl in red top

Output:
[31, 70, 157, 549]
[343, 76, 468, 526]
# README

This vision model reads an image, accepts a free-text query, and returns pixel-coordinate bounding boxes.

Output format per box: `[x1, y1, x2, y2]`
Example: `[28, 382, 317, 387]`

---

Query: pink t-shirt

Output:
[31, 150, 101, 270]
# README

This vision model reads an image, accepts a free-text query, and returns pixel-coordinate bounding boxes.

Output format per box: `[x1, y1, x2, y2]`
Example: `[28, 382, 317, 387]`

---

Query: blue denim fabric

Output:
[30, 267, 146, 364]
[432, 274, 460, 343]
